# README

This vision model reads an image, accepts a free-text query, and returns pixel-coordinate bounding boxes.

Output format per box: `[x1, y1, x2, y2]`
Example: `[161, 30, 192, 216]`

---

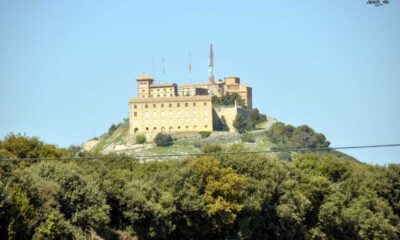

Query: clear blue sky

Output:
[0, 0, 399, 164]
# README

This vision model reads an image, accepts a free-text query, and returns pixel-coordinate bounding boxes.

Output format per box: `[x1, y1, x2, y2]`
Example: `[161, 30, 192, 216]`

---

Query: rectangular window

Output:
[153, 104, 156, 108]
[169, 103, 172, 107]
[134, 104, 137, 109]
[161, 104, 164, 108]
[193, 102, 196, 107]
[204, 102, 207, 106]
[185, 103, 188, 107]
[134, 112, 137, 117]
[145, 104, 148, 108]
[177, 103, 180, 107]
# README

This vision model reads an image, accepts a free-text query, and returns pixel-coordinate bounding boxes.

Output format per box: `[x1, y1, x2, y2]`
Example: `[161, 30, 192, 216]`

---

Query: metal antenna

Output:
[162, 56, 165, 81]
[208, 44, 215, 95]
[152, 57, 155, 80]
[188, 53, 192, 82]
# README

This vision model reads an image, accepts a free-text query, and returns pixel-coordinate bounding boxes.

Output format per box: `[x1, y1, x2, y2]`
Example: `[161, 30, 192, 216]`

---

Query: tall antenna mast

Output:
[188, 53, 192, 82]
[162, 56, 165, 81]
[208, 44, 215, 95]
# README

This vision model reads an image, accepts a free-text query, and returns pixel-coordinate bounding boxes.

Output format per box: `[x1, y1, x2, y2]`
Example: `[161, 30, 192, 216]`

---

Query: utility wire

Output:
[0, 144, 399, 161]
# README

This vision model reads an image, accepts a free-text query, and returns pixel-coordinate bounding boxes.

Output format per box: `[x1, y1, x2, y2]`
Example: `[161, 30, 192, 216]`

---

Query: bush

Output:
[241, 133, 255, 143]
[233, 115, 247, 134]
[136, 134, 146, 144]
[221, 115, 230, 131]
[199, 131, 211, 138]
[154, 133, 173, 146]
[201, 143, 222, 153]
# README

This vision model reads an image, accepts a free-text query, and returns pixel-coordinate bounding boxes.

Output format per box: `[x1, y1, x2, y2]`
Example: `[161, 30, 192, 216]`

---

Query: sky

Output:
[0, 0, 399, 165]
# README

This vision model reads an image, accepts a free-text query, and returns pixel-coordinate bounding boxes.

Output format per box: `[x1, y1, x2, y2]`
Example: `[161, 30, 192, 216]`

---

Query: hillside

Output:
[83, 116, 278, 159]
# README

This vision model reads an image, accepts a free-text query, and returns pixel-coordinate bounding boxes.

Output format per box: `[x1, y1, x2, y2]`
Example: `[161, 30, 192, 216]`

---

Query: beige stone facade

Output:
[223, 77, 252, 109]
[129, 73, 252, 134]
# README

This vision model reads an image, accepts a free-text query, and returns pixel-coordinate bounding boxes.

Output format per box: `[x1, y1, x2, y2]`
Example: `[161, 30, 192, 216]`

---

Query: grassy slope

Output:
[87, 120, 277, 157]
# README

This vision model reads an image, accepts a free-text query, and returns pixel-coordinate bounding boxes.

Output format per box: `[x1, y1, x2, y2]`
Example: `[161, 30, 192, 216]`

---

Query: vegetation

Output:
[233, 109, 264, 134]
[135, 134, 146, 144]
[212, 93, 247, 108]
[241, 132, 255, 143]
[201, 143, 223, 153]
[233, 115, 247, 134]
[153, 133, 173, 146]
[199, 131, 211, 138]
[266, 122, 330, 149]
[221, 115, 229, 131]
[0, 132, 399, 239]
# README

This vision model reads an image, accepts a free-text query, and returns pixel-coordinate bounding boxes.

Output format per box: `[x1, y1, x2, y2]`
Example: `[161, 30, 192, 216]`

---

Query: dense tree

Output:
[153, 133, 173, 146]
[0, 133, 68, 159]
[267, 122, 330, 149]
[212, 93, 247, 108]
[0, 134, 399, 239]
[233, 115, 247, 134]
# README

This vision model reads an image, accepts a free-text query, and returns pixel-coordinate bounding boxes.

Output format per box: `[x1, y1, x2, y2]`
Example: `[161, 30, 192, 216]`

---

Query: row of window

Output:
[134, 110, 208, 117]
[133, 102, 208, 109]
[151, 88, 174, 92]
[135, 118, 209, 124]
[151, 94, 174, 97]
[142, 125, 208, 131]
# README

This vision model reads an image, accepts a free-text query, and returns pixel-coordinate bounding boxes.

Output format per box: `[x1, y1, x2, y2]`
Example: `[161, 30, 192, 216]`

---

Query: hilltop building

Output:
[128, 73, 252, 134]
[128, 44, 253, 135]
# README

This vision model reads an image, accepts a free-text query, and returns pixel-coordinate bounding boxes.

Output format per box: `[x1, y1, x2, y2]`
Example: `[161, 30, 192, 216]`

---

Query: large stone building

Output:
[128, 73, 252, 134]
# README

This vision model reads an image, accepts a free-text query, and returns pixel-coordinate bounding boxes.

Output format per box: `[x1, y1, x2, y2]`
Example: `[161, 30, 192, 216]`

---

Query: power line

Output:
[0, 144, 399, 161]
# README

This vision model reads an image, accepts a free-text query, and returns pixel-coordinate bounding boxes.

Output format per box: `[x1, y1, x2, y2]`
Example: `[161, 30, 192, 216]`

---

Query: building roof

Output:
[180, 82, 210, 87]
[151, 83, 175, 87]
[136, 73, 153, 81]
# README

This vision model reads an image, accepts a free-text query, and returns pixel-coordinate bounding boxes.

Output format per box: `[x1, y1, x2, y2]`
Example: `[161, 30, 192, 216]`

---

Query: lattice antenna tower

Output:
[208, 44, 215, 95]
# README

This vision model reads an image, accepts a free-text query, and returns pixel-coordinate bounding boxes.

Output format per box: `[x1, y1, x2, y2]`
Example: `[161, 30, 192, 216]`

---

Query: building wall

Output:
[129, 96, 213, 134]
[212, 105, 252, 132]
[224, 77, 252, 109]
[149, 84, 177, 98]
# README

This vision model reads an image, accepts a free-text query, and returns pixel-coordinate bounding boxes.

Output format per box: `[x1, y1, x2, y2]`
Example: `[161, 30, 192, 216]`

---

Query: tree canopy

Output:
[0, 133, 398, 239]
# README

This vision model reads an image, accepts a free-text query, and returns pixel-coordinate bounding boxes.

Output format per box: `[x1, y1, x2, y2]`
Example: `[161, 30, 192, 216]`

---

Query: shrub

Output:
[242, 133, 255, 143]
[201, 143, 222, 153]
[154, 133, 173, 146]
[136, 134, 146, 144]
[108, 124, 119, 135]
[199, 131, 211, 138]
[233, 115, 247, 134]
[221, 115, 230, 131]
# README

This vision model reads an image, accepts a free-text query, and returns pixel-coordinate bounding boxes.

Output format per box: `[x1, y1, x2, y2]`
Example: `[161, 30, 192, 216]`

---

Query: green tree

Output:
[241, 133, 255, 143]
[233, 115, 247, 134]
[135, 134, 146, 144]
[221, 115, 229, 131]
[191, 157, 246, 230]
[154, 133, 173, 146]
[0, 133, 69, 159]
